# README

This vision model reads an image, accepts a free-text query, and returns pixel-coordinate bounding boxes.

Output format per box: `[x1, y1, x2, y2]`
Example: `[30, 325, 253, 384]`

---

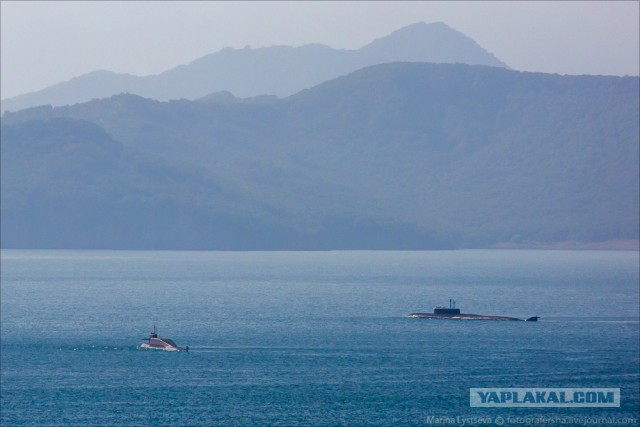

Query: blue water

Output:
[1, 250, 638, 426]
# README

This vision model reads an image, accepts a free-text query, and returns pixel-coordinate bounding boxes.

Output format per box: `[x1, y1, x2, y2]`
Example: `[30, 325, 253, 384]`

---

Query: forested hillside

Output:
[2, 63, 638, 249]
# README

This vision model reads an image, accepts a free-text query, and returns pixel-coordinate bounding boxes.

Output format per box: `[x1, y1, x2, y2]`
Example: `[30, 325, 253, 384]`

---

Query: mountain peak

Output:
[389, 21, 452, 33]
[358, 21, 507, 68]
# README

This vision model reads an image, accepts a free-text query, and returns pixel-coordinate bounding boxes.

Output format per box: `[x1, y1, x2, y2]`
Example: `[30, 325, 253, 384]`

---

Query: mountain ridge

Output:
[1, 22, 508, 113]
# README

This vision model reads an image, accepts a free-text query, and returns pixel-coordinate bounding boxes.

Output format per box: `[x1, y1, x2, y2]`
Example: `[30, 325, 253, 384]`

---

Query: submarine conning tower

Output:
[433, 299, 461, 315]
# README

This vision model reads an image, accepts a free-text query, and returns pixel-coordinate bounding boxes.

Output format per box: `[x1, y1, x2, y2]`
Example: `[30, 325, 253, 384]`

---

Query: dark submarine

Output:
[409, 299, 539, 321]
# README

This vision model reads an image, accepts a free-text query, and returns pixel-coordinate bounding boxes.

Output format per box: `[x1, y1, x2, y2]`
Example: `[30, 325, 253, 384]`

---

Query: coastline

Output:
[492, 239, 639, 251]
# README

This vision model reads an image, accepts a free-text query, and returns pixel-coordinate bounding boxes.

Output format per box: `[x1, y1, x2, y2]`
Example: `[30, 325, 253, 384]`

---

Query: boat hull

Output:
[139, 343, 188, 352]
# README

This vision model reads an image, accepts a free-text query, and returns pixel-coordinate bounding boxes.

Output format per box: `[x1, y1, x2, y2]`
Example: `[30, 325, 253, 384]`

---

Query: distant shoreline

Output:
[1, 241, 639, 252]
[493, 239, 639, 251]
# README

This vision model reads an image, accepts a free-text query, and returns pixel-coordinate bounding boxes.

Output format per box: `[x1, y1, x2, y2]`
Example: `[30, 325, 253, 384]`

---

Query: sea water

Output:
[1, 250, 638, 426]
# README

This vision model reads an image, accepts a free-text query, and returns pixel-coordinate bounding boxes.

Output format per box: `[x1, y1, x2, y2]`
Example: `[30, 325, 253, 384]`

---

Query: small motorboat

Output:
[140, 325, 188, 352]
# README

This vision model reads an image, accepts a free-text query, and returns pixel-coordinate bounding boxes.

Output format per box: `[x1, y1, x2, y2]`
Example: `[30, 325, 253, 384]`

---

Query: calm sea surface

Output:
[1, 250, 638, 426]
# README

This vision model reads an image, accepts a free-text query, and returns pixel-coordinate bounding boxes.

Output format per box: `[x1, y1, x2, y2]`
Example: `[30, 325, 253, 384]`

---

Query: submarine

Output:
[140, 325, 189, 351]
[409, 299, 539, 322]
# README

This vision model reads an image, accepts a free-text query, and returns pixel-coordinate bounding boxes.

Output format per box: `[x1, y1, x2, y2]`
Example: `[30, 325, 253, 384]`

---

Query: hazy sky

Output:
[1, 1, 638, 99]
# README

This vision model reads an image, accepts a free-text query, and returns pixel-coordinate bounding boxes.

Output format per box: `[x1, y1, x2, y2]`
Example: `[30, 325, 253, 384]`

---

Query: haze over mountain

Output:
[2, 62, 637, 250]
[1, 22, 507, 113]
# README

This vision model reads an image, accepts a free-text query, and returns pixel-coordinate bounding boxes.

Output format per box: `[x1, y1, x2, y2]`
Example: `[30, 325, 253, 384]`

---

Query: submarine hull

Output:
[408, 312, 523, 321]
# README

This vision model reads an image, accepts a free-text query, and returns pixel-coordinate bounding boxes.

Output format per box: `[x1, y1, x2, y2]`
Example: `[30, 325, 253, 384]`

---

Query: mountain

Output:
[1, 22, 507, 113]
[2, 62, 638, 249]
